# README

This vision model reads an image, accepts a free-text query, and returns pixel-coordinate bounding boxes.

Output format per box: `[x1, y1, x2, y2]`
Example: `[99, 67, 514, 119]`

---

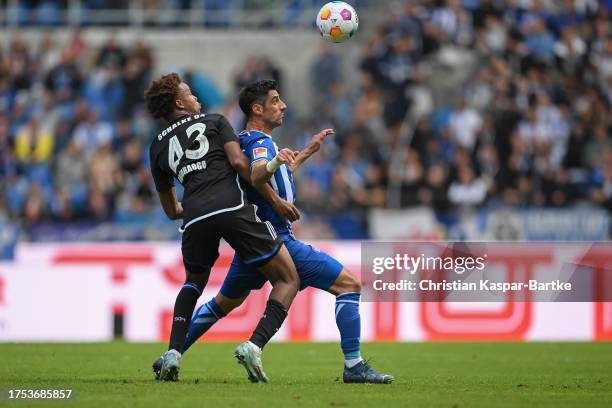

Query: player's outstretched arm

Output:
[289, 128, 334, 173]
[157, 188, 183, 220]
[251, 148, 297, 187]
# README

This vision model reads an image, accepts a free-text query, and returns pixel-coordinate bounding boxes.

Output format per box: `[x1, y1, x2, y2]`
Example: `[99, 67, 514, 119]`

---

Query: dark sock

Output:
[168, 283, 202, 352]
[249, 299, 288, 350]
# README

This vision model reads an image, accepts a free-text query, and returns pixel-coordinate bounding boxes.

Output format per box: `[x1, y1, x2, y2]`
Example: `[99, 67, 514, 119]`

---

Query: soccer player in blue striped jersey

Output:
[178, 79, 393, 384]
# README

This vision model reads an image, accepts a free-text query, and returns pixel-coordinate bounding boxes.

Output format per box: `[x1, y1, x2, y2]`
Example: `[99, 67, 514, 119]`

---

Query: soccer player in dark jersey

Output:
[176, 79, 394, 384]
[145, 73, 302, 382]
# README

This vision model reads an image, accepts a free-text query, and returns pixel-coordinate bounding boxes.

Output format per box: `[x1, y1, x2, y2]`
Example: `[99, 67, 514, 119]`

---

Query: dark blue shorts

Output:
[219, 236, 344, 299]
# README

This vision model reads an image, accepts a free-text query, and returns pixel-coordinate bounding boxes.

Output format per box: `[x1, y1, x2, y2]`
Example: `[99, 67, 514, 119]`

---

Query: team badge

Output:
[253, 147, 268, 159]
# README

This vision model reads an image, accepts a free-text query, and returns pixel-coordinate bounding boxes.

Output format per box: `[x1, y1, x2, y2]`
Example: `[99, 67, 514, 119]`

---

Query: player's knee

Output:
[282, 269, 300, 291]
[271, 249, 300, 288]
[341, 270, 362, 293]
[274, 268, 300, 295]
[351, 279, 362, 293]
[185, 271, 209, 293]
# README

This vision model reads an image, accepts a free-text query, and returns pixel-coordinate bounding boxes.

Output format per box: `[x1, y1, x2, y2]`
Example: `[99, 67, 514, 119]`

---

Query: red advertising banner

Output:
[0, 242, 608, 342]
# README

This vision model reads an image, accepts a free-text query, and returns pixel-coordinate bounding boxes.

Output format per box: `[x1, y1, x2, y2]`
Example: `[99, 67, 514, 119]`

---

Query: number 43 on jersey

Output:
[169, 123, 210, 182]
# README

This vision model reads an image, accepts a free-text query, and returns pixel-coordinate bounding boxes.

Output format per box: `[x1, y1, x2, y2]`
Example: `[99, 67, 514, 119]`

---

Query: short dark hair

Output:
[238, 79, 278, 118]
[144, 73, 182, 120]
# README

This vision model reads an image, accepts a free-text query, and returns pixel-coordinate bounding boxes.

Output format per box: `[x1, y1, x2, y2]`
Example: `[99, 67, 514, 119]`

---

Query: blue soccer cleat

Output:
[234, 342, 268, 383]
[157, 349, 181, 381]
[343, 360, 394, 384]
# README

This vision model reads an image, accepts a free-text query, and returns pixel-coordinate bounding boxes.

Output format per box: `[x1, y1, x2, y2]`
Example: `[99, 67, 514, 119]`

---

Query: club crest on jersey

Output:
[253, 147, 268, 160]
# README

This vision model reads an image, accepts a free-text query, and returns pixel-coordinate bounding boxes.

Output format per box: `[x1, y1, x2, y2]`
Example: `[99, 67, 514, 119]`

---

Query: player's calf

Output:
[153, 271, 207, 381]
[335, 291, 363, 368]
[328, 268, 362, 295]
[329, 269, 365, 368]
[246, 245, 298, 353]
[168, 272, 207, 353]
[182, 295, 244, 353]
[258, 244, 300, 308]
[232, 245, 298, 382]
[182, 298, 226, 353]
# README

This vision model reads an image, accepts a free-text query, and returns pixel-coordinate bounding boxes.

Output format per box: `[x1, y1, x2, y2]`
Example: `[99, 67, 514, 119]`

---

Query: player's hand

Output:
[308, 128, 334, 153]
[274, 199, 301, 222]
[276, 148, 298, 165]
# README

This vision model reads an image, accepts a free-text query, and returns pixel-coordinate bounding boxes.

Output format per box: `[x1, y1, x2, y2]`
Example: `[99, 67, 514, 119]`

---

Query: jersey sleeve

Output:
[244, 137, 276, 165]
[149, 148, 174, 192]
[217, 115, 239, 145]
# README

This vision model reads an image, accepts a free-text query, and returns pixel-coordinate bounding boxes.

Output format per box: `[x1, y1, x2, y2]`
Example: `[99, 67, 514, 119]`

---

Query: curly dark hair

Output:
[144, 73, 182, 120]
[238, 79, 278, 118]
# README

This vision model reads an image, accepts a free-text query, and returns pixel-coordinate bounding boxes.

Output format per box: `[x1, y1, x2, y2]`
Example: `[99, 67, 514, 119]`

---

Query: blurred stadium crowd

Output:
[0, 31, 158, 226]
[1, 0, 612, 239]
[0, 0, 369, 27]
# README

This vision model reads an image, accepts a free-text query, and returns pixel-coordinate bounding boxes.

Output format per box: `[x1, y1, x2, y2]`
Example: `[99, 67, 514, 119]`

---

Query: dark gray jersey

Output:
[149, 113, 245, 230]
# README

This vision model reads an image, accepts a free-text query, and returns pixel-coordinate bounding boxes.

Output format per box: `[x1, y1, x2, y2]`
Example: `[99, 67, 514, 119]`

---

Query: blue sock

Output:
[335, 292, 362, 366]
[182, 298, 226, 353]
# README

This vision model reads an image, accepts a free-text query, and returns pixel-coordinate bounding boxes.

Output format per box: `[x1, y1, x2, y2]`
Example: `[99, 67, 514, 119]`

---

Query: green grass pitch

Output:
[1, 342, 611, 407]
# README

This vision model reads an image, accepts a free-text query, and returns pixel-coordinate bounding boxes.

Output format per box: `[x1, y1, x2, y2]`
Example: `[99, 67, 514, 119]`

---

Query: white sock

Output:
[345, 357, 363, 368]
[248, 341, 262, 354]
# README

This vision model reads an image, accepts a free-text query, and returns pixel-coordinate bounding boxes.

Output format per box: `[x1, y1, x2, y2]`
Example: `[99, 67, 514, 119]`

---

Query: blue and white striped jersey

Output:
[239, 130, 296, 237]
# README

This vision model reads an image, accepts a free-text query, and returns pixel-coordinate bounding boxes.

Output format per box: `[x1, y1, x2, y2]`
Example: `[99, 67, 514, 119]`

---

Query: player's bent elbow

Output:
[161, 205, 177, 220]
[163, 206, 182, 220]
[165, 210, 178, 220]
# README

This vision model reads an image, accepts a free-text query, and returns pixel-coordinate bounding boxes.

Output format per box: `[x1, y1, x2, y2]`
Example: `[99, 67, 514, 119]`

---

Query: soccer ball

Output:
[316, 1, 358, 43]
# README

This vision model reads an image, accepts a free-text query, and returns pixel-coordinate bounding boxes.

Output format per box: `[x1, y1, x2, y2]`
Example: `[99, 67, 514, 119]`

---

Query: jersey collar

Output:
[168, 113, 192, 125]
[239, 129, 272, 139]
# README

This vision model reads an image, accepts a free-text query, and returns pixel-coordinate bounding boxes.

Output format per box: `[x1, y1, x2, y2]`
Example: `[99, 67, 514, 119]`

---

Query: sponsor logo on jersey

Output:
[253, 147, 268, 160]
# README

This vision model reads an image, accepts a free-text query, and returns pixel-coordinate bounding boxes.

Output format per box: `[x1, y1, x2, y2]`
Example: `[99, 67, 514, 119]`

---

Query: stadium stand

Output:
[0, 0, 611, 241]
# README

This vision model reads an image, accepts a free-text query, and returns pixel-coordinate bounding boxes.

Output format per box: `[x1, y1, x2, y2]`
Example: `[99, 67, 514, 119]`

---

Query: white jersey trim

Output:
[279, 163, 294, 203]
[179, 174, 245, 233]
[271, 141, 295, 203]
[265, 221, 277, 239]
[269, 143, 280, 193]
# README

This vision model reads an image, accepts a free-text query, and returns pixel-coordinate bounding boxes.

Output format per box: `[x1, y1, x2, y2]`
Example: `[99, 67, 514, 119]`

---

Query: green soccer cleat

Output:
[234, 342, 268, 383]
[158, 349, 181, 382]
[343, 360, 394, 384]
